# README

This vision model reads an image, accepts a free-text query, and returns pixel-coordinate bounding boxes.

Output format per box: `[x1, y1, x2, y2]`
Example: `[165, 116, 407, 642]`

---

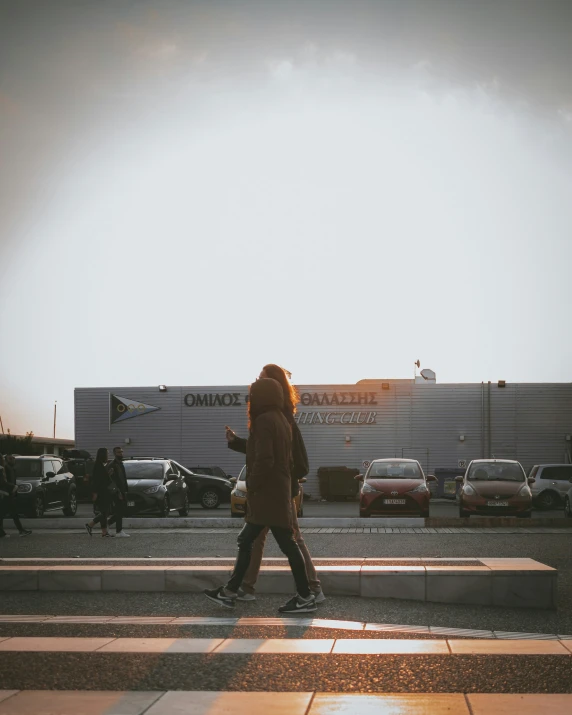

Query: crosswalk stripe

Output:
[0, 637, 570, 654]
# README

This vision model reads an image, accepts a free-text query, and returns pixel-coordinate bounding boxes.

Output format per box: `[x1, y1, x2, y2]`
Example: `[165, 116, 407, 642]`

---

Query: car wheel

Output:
[62, 488, 77, 516]
[537, 491, 558, 510]
[28, 493, 45, 519]
[178, 493, 189, 517]
[200, 489, 220, 509]
[459, 506, 469, 518]
[421, 510, 429, 518]
[565, 498, 572, 519]
[159, 495, 170, 518]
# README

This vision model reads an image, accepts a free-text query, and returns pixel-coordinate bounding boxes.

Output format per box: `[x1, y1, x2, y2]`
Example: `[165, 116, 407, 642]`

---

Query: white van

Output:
[529, 464, 572, 510]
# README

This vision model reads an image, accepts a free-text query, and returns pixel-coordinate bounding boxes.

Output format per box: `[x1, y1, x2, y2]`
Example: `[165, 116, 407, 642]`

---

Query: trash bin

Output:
[317, 466, 360, 501]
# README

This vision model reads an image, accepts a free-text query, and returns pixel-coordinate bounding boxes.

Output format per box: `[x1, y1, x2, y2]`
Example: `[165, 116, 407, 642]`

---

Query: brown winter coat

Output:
[244, 378, 293, 530]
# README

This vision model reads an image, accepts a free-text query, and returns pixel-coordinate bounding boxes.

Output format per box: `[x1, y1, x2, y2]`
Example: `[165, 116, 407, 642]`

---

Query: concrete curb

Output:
[23, 516, 572, 529]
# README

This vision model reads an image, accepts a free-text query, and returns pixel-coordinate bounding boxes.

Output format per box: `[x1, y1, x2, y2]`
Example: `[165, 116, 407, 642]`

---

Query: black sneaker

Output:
[18, 529, 32, 537]
[278, 593, 317, 614]
[204, 586, 236, 609]
[85, 523, 93, 537]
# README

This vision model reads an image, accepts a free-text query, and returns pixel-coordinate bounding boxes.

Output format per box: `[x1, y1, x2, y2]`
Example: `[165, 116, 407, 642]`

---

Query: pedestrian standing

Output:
[85, 448, 114, 537]
[107, 446, 130, 537]
[205, 377, 317, 613]
[0, 454, 32, 537]
[225, 364, 324, 603]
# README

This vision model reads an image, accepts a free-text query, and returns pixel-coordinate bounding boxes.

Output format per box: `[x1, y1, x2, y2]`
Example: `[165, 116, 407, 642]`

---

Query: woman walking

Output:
[225, 364, 324, 603]
[205, 377, 316, 612]
[85, 448, 114, 538]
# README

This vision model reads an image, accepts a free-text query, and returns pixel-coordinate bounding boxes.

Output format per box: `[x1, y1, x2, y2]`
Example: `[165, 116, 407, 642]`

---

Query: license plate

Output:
[384, 499, 406, 505]
[127, 501, 135, 507]
[487, 501, 508, 507]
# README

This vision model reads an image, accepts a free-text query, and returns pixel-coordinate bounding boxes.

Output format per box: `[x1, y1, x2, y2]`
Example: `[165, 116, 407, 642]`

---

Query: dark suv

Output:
[14, 455, 78, 518]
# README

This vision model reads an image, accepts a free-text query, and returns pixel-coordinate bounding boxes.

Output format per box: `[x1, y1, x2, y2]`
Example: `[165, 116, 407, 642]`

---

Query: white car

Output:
[529, 464, 572, 510]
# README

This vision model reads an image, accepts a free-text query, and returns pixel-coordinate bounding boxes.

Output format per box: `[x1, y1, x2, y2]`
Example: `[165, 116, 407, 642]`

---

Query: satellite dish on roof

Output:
[420, 368, 436, 381]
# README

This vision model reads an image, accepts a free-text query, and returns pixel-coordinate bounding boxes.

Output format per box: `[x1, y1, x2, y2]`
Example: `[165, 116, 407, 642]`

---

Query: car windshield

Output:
[367, 462, 422, 479]
[191, 467, 213, 476]
[238, 466, 246, 483]
[13, 460, 42, 479]
[124, 462, 164, 480]
[467, 463, 525, 482]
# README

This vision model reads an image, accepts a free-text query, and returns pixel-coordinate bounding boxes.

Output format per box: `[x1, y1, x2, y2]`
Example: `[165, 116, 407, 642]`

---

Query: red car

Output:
[455, 459, 533, 518]
[358, 458, 436, 518]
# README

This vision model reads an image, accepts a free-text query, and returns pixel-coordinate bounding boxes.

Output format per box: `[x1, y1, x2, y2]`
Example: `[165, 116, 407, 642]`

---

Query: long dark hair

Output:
[95, 447, 108, 464]
[262, 364, 299, 422]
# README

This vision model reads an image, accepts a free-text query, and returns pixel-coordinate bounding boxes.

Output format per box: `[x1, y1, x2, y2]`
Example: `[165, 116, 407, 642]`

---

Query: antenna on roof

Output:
[414, 360, 420, 380]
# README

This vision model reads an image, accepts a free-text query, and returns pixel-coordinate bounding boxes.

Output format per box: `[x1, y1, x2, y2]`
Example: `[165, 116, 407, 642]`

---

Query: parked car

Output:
[13, 455, 77, 518]
[171, 461, 232, 509]
[62, 449, 94, 501]
[456, 459, 533, 518]
[564, 481, 572, 518]
[230, 465, 306, 518]
[189, 465, 230, 480]
[357, 458, 436, 518]
[122, 458, 189, 517]
[529, 464, 572, 510]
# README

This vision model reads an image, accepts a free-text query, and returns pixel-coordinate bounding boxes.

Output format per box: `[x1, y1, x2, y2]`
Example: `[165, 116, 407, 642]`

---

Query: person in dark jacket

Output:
[205, 377, 316, 613]
[107, 446, 130, 537]
[225, 364, 324, 603]
[85, 448, 114, 537]
[0, 454, 32, 537]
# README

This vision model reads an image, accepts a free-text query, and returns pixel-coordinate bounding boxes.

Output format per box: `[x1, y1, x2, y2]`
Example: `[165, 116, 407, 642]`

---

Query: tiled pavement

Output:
[1, 614, 571, 640]
[0, 691, 571, 714]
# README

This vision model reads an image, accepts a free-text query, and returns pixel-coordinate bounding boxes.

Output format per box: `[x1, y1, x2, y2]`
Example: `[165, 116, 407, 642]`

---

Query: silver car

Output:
[529, 464, 572, 510]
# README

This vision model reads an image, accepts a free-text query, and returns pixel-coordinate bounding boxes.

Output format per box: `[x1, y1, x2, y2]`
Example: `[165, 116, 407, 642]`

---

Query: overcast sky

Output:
[1, 0, 571, 439]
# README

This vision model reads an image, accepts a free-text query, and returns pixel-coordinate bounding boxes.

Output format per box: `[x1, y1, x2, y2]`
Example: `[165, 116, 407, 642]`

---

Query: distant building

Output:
[0, 434, 75, 457]
[75, 380, 572, 498]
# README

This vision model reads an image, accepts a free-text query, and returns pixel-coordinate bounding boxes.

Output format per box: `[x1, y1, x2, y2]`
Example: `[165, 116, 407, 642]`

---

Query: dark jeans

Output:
[0, 497, 24, 532]
[226, 522, 311, 598]
[108, 495, 126, 532]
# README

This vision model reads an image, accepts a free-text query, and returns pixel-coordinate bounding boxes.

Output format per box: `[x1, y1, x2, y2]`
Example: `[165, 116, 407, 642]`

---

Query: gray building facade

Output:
[74, 380, 572, 499]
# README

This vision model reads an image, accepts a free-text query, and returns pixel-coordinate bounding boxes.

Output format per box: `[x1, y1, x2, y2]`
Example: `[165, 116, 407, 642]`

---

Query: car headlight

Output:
[463, 484, 476, 496]
[144, 485, 162, 494]
[233, 489, 247, 499]
[17, 483, 33, 493]
[518, 484, 532, 497]
[408, 484, 429, 494]
[362, 481, 378, 494]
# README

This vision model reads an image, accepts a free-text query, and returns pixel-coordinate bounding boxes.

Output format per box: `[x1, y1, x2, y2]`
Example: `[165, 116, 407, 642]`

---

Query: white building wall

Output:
[75, 381, 572, 498]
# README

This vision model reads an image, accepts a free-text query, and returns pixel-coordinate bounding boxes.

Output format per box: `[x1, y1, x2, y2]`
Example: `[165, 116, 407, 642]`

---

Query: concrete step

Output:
[0, 558, 557, 608]
[1, 690, 572, 715]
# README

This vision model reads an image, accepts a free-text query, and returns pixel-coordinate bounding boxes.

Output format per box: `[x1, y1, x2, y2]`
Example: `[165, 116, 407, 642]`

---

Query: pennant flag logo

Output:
[110, 394, 161, 425]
